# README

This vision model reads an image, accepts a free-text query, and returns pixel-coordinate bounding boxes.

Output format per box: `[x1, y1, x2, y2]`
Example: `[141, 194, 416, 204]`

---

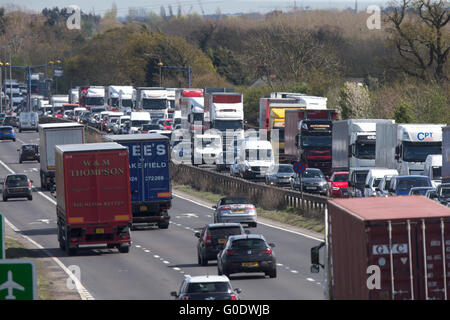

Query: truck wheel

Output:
[66, 244, 77, 256]
[57, 225, 65, 250]
[118, 244, 130, 253]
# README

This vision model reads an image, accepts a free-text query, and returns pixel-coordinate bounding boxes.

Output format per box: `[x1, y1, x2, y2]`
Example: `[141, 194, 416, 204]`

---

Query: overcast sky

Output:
[0, 0, 391, 16]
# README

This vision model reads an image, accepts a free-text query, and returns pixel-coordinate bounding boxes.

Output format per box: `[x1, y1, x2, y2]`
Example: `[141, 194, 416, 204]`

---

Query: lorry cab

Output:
[348, 167, 370, 197]
[388, 175, 433, 196]
[423, 154, 442, 188]
[238, 140, 275, 180]
[364, 168, 399, 197]
[129, 112, 151, 134]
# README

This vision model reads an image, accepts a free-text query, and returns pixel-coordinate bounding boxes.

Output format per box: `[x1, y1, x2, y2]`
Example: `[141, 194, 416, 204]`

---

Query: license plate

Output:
[306, 187, 316, 190]
[13, 188, 25, 192]
[95, 228, 104, 234]
[140, 206, 147, 212]
[218, 238, 227, 244]
[232, 209, 244, 213]
[242, 262, 259, 267]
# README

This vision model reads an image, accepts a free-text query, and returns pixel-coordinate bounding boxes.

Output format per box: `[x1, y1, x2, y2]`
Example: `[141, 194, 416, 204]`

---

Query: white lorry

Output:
[38, 123, 85, 190]
[375, 123, 445, 176]
[135, 87, 168, 120]
[68, 88, 79, 104]
[422, 154, 442, 188]
[50, 95, 69, 116]
[18, 112, 39, 132]
[79, 86, 106, 110]
[106, 86, 134, 111]
[204, 92, 245, 171]
[177, 89, 205, 133]
[332, 119, 395, 171]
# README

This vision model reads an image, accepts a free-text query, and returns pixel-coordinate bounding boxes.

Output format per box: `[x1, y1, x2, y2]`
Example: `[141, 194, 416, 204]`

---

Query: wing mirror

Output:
[269, 243, 275, 248]
[194, 232, 201, 238]
[212, 205, 217, 209]
[170, 291, 178, 298]
[234, 288, 242, 294]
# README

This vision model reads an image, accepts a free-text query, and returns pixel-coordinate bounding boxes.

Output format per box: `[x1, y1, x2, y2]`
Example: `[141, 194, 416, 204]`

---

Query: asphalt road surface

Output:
[0, 130, 324, 300]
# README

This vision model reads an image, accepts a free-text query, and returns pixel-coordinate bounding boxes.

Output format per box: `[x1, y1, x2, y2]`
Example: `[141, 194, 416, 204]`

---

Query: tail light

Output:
[219, 206, 231, 211]
[244, 205, 254, 210]
[231, 294, 237, 300]
[28, 181, 32, 188]
[4, 183, 8, 189]
[205, 235, 212, 246]
[226, 249, 237, 256]
[261, 248, 272, 255]
[182, 296, 189, 300]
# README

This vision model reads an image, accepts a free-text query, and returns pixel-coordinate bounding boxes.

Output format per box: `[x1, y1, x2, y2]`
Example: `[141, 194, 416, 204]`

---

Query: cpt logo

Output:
[417, 132, 433, 141]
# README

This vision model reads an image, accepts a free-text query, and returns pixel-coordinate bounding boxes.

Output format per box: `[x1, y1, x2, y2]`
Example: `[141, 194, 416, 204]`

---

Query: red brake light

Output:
[28, 181, 32, 188]
[205, 235, 212, 246]
[220, 206, 231, 211]
[231, 294, 237, 300]
[182, 296, 189, 300]
[4, 183, 8, 189]
[261, 248, 272, 255]
[244, 205, 254, 210]
[226, 249, 237, 256]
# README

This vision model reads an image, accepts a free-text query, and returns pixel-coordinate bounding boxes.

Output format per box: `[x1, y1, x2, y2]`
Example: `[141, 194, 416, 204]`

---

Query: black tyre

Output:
[19, 159, 22, 164]
[118, 244, 130, 253]
[267, 268, 277, 278]
[28, 195, 32, 201]
[158, 222, 169, 229]
[200, 254, 208, 266]
[3, 196, 7, 202]
[197, 253, 202, 265]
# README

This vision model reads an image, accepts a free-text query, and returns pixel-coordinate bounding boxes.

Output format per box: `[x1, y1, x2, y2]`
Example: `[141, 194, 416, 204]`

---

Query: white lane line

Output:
[135, 245, 141, 248]
[163, 260, 170, 264]
[172, 192, 324, 242]
[277, 263, 284, 267]
[306, 277, 315, 282]
[173, 267, 181, 271]
[3, 217, 94, 300]
[0, 159, 95, 300]
[153, 255, 160, 258]
[144, 250, 151, 253]
[291, 270, 299, 274]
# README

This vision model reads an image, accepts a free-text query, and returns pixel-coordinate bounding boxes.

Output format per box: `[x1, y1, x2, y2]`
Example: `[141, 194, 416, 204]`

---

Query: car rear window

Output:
[6, 175, 28, 186]
[334, 174, 349, 182]
[187, 282, 231, 293]
[220, 198, 250, 205]
[209, 227, 242, 237]
[231, 239, 266, 249]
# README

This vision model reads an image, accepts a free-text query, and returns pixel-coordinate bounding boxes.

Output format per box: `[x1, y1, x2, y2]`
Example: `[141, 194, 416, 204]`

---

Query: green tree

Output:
[393, 100, 416, 123]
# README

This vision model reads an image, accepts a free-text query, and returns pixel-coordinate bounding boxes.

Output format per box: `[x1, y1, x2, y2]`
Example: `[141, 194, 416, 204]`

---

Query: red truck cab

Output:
[55, 142, 132, 255]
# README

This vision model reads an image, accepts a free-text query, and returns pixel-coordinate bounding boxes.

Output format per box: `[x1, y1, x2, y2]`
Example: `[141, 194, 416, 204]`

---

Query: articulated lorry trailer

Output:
[55, 143, 132, 255]
[285, 109, 338, 176]
[103, 134, 171, 229]
[39, 123, 85, 190]
[311, 196, 450, 299]
[443, 126, 450, 184]
[332, 119, 395, 172]
[375, 123, 445, 176]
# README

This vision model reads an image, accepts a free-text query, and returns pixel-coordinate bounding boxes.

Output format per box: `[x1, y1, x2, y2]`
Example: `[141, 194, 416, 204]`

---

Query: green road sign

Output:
[0, 260, 36, 300]
[0, 214, 3, 259]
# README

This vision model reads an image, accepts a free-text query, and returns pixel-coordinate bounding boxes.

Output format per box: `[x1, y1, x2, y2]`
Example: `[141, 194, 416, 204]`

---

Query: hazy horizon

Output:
[0, 0, 391, 16]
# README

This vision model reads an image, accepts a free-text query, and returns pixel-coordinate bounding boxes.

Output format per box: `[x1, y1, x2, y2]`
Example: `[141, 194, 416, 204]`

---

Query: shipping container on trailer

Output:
[321, 196, 450, 300]
[55, 143, 132, 255]
[103, 134, 171, 229]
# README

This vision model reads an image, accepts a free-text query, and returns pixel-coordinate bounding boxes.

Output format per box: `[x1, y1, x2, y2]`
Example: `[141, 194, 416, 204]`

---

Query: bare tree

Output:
[385, 0, 449, 82]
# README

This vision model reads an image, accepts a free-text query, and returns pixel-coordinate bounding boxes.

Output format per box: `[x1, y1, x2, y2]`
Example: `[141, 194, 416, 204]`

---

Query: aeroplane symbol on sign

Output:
[0, 270, 25, 300]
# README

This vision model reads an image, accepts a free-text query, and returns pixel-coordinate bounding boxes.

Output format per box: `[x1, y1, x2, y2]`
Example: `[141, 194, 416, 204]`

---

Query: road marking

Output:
[135, 245, 141, 248]
[291, 270, 299, 274]
[144, 250, 150, 253]
[277, 263, 284, 267]
[172, 192, 324, 242]
[3, 217, 94, 300]
[163, 260, 170, 264]
[153, 255, 160, 258]
[306, 277, 315, 282]
[173, 267, 181, 271]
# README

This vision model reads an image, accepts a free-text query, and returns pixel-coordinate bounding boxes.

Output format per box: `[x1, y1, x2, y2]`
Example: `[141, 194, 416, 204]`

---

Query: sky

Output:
[0, 0, 391, 16]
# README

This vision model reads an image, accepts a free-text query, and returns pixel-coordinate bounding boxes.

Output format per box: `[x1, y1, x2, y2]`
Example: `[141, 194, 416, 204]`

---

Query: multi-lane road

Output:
[0, 130, 324, 300]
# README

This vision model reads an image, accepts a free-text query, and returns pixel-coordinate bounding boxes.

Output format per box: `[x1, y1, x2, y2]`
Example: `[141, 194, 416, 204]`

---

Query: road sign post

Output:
[0, 214, 4, 259]
[0, 260, 36, 300]
[293, 161, 308, 200]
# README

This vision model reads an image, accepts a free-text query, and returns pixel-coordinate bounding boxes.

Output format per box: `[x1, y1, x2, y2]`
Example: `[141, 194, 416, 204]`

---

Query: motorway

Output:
[0, 130, 324, 300]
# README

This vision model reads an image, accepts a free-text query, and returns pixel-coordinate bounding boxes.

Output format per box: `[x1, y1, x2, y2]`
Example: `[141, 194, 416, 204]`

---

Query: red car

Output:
[160, 119, 173, 130]
[327, 171, 350, 198]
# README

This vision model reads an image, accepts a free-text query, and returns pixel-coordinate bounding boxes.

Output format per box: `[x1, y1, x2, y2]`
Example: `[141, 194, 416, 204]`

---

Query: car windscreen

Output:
[372, 178, 382, 188]
[333, 174, 349, 182]
[402, 142, 441, 162]
[302, 170, 324, 179]
[23, 145, 37, 152]
[410, 188, 431, 195]
[221, 198, 250, 205]
[440, 187, 450, 198]
[231, 239, 267, 249]
[353, 171, 369, 184]
[187, 282, 231, 294]
[276, 165, 294, 173]
[432, 167, 442, 180]
[6, 175, 28, 186]
[397, 178, 431, 191]
[209, 227, 242, 237]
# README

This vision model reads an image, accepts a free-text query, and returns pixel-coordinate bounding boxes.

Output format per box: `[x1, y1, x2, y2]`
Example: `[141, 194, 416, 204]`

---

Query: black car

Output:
[217, 234, 276, 278]
[2, 174, 33, 201]
[18, 144, 40, 163]
[2, 116, 18, 128]
[195, 223, 247, 266]
[171, 275, 241, 300]
[265, 164, 295, 186]
[436, 183, 450, 206]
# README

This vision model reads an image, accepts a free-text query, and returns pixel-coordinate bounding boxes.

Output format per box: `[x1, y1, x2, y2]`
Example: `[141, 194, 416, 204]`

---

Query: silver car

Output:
[213, 197, 257, 228]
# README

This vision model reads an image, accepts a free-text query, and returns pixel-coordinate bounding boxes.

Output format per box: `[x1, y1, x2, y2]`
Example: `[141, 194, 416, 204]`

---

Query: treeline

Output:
[0, 1, 448, 125]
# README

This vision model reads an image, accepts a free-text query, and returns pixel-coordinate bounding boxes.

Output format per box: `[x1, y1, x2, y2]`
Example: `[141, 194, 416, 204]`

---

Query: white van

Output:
[238, 140, 275, 179]
[422, 154, 442, 188]
[192, 132, 222, 165]
[129, 112, 151, 134]
[19, 112, 39, 132]
[364, 168, 399, 197]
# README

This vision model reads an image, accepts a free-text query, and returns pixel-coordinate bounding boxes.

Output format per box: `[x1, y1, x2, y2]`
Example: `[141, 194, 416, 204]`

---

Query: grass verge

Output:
[173, 184, 325, 233]
[5, 237, 52, 300]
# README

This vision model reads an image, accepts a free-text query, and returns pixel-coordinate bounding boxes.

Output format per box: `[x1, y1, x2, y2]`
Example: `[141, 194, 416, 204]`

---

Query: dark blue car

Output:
[0, 126, 16, 142]
[389, 175, 432, 196]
